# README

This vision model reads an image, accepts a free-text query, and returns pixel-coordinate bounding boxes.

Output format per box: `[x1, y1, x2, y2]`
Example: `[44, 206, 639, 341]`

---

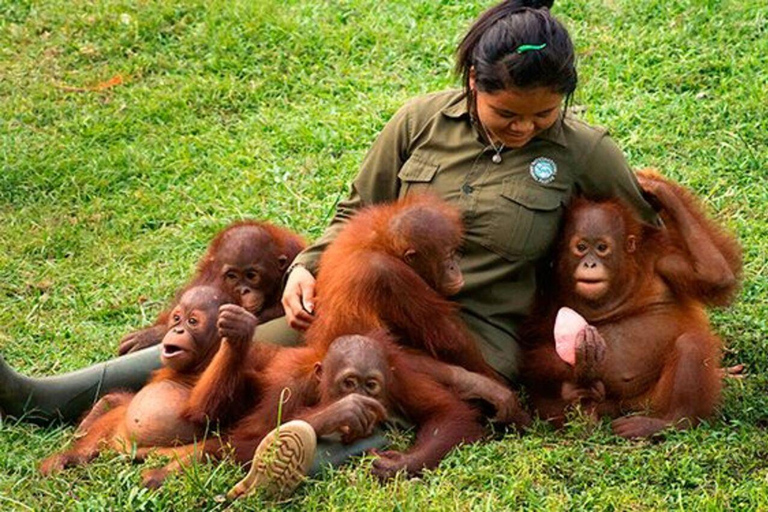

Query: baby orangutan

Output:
[140, 332, 489, 492]
[40, 286, 259, 475]
[118, 221, 305, 354]
[522, 174, 740, 438]
[312, 334, 487, 478]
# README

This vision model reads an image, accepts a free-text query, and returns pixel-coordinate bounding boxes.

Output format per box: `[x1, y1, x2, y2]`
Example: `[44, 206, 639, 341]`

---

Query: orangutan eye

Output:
[343, 377, 357, 391]
[188, 317, 198, 326]
[172, 314, 181, 323]
[225, 271, 237, 280]
[576, 242, 588, 253]
[365, 380, 380, 395]
[246, 270, 259, 280]
[597, 243, 609, 253]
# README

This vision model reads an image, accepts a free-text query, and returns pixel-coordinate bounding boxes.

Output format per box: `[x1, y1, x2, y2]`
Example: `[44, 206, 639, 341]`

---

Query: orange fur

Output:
[145, 332, 486, 483]
[522, 177, 740, 437]
[306, 195, 494, 376]
[118, 221, 306, 355]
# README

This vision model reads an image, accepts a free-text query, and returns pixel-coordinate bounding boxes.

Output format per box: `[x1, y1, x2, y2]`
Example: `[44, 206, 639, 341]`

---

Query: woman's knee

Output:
[254, 316, 304, 347]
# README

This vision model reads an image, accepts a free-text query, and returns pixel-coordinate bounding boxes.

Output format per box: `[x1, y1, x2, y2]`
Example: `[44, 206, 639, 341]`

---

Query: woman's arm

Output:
[576, 133, 660, 226]
[291, 103, 414, 272]
[282, 103, 414, 327]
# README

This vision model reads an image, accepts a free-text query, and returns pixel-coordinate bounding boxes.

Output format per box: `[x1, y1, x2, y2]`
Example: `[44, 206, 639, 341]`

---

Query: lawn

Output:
[1, 0, 767, 509]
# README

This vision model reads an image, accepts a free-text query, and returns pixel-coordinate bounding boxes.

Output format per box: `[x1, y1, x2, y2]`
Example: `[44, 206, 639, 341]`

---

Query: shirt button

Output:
[462, 184, 474, 194]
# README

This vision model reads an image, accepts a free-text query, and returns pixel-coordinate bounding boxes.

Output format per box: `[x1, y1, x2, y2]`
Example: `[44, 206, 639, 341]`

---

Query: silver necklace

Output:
[480, 122, 504, 164]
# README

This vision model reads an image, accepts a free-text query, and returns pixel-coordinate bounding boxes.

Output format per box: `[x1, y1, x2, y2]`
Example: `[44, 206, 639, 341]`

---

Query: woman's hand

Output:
[281, 265, 316, 330]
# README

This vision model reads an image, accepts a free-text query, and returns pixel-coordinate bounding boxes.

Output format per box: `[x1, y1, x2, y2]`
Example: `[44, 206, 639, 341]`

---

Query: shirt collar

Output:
[537, 116, 568, 148]
[441, 94, 470, 119]
[441, 93, 568, 148]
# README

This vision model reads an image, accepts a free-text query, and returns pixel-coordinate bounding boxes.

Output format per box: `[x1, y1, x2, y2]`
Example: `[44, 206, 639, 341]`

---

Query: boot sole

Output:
[226, 419, 317, 500]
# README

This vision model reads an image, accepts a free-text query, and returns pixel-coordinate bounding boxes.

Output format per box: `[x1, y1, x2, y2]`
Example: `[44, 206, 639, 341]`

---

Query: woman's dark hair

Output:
[456, 1, 577, 103]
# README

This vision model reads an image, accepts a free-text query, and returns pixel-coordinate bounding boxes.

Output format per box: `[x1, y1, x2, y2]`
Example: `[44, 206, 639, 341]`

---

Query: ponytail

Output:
[456, 1, 576, 102]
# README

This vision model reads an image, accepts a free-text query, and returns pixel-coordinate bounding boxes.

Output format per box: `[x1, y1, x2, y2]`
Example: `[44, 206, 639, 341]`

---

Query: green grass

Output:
[1, 0, 767, 509]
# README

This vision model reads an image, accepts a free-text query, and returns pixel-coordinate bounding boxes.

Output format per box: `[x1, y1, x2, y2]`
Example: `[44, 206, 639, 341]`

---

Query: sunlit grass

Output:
[1, 0, 767, 509]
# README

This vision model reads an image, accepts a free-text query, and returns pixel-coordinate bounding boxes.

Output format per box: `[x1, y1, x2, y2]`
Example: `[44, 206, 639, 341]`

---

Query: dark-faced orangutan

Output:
[241, 332, 493, 479]
[40, 286, 261, 475]
[521, 172, 742, 438]
[140, 331, 488, 487]
[118, 221, 306, 355]
[302, 195, 528, 426]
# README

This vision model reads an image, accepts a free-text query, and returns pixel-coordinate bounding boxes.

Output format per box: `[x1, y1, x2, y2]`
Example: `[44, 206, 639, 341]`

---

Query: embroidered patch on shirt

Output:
[530, 157, 557, 184]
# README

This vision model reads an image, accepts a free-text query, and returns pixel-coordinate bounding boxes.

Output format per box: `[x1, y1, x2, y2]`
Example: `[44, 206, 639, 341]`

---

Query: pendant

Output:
[492, 153, 502, 164]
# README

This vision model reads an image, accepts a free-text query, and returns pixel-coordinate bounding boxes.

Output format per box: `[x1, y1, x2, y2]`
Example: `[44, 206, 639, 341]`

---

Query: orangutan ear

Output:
[626, 235, 637, 254]
[313, 362, 323, 382]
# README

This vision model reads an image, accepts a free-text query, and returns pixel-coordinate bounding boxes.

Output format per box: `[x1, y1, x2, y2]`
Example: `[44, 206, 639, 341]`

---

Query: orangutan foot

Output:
[612, 416, 672, 439]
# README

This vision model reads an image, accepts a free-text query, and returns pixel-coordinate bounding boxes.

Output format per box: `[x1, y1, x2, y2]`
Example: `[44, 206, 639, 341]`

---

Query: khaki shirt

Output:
[293, 90, 658, 379]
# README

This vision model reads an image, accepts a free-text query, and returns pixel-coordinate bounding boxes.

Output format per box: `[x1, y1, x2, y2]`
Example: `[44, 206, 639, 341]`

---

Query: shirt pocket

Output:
[486, 178, 567, 260]
[397, 156, 439, 198]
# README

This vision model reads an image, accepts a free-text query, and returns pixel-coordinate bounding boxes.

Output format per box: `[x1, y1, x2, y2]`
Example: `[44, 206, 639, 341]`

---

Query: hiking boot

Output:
[226, 419, 317, 500]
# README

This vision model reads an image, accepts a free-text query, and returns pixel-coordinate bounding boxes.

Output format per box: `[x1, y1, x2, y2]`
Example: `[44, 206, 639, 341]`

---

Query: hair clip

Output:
[516, 43, 547, 54]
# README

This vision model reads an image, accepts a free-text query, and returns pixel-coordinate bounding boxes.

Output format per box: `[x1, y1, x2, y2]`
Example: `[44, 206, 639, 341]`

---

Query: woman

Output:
[280, 0, 658, 380]
[2, 0, 656, 482]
